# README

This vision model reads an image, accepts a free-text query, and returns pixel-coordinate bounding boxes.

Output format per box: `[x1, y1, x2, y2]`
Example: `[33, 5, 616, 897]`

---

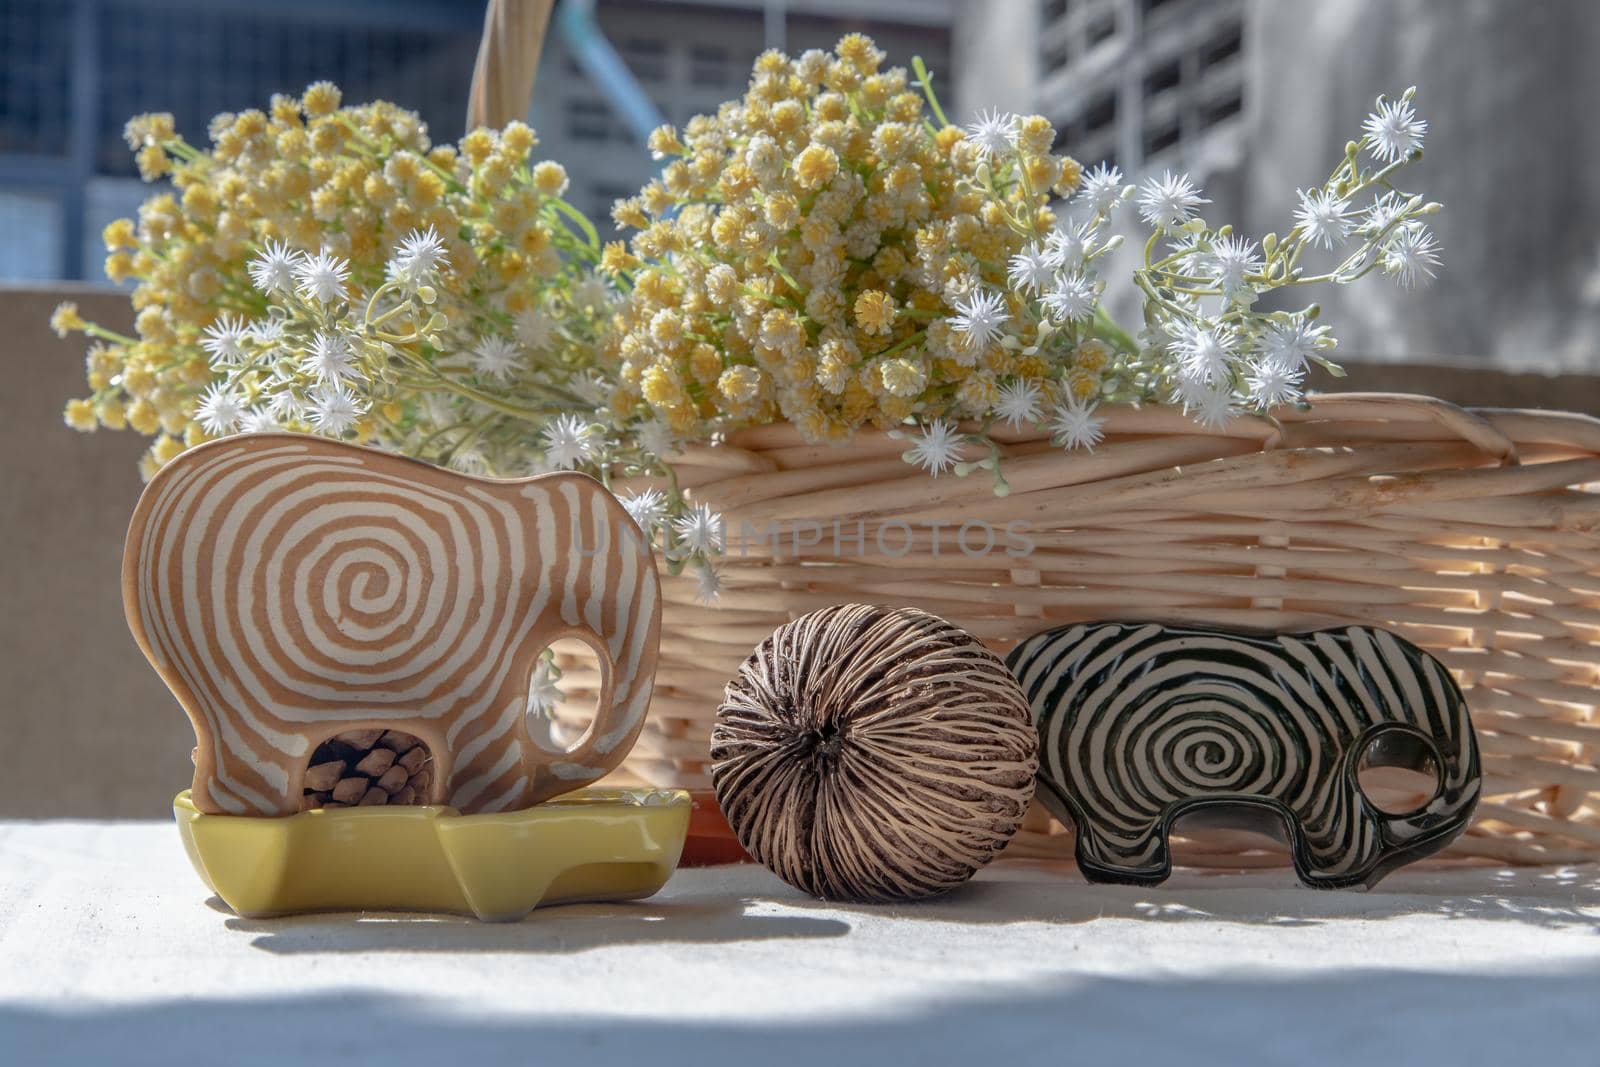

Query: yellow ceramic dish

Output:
[173, 787, 691, 921]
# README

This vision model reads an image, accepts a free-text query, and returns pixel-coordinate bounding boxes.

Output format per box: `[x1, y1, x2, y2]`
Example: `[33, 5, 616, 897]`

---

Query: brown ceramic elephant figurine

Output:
[124, 434, 661, 816]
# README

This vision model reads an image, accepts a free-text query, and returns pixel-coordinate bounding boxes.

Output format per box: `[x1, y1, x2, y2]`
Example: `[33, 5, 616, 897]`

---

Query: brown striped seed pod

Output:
[711, 604, 1038, 902]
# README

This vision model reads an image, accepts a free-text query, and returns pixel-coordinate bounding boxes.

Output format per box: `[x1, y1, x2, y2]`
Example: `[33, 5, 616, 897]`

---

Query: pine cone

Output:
[299, 729, 434, 811]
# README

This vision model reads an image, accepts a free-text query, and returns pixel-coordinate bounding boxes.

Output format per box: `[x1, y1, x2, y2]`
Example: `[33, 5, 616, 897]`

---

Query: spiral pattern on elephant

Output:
[125, 436, 660, 817]
[1007, 622, 1480, 885]
[711, 604, 1038, 902]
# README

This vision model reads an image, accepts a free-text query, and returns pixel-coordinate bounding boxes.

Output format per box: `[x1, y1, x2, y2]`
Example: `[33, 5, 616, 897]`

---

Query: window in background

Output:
[2, 0, 956, 278]
[0, 0, 72, 157]
[1035, 0, 1246, 176]
[0, 0, 479, 281]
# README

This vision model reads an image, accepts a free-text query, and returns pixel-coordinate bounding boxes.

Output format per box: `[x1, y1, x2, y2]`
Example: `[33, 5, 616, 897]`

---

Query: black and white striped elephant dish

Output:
[1006, 622, 1481, 890]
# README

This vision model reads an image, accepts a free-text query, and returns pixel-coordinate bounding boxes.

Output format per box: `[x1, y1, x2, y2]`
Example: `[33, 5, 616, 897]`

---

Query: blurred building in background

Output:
[0, 0, 482, 281]
[954, 0, 1600, 373]
[1036, 0, 1246, 177]
[0, 0, 950, 281]
[2, 0, 1597, 372]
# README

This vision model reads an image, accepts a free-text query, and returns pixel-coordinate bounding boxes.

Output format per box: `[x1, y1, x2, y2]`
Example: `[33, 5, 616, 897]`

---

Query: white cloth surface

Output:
[2, 821, 1597, 1066]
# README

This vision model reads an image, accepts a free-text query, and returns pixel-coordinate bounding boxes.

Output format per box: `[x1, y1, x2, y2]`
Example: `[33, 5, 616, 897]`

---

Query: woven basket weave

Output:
[460, 13, 1600, 868]
[549, 393, 1600, 868]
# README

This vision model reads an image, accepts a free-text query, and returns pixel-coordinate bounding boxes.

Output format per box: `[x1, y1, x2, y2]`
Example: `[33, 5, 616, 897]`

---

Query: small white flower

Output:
[195, 382, 245, 436]
[1381, 225, 1441, 288]
[1076, 162, 1127, 215]
[527, 661, 564, 715]
[1294, 188, 1352, 250]
[1041, 272, 1099, 323]
[1042, 220, 1094, 271]
[1168, 234, 1212, 278]
[1361, 191, 1408, 237]
[965, 109, 1016, 160]
[993, 379, 1043, 430]
[386, 226, 447, 289]
[248, 317, 286, 354]
[239, 407, 280, 434]
[514, 310, 555, 352]
[1006, 243, 1054, 295]
[636, 419, 681, 459]
[572, 273, 613, 312]
[673, 502, 725, 554]
[1167, 373, 1211, 413]
[1047, 400, 1106, 452]
[200, 314, 249, 368]
[471, 335, 522, 381]
[293, 250, 350, 304]
[1137, 170, 1209, 230]
[1362, 95, 1426, 163]
[303, 330, 357, 382]
[542, 413, 596, 470]
[1257, 318, 1329, 373]
[1206, 234, 1262, 295]
[451, 448, 490, 475]
[247, 239, 300, 295]
[307, 382, 366, 436]
[693, 560, 723, 605]
[621, 487, 668, 531]
[1191, 385, 1239, 430]
[1246, 357, 1305, 408]
[949, 287, 1009, 348]
[906, 418, 963, 476]
[265, 378, 305, 422]
[568, 372, 609, 406]
[1171, 320, 1238, 386]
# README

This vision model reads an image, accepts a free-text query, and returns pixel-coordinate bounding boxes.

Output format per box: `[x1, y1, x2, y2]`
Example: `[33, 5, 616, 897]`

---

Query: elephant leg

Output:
[198, 746, 298, 816]
[1292, 804, 1388, 890]
[1074, 819, 1172, 886]
[1034, 776, 1173, 885]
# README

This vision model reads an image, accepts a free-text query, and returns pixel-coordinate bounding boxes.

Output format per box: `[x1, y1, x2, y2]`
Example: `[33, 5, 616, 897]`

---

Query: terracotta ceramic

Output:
[174, 786, 690, 920]
[125, 434, 661, 817]
[1007, 622, 1481, 889]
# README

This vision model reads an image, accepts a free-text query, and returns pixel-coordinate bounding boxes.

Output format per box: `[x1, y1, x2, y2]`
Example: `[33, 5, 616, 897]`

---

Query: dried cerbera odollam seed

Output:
[710, 604, 1039, 902]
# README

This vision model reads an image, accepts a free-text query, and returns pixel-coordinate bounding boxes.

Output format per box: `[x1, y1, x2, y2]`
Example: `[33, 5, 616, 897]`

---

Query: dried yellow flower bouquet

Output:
[59, 34, 1438, 599]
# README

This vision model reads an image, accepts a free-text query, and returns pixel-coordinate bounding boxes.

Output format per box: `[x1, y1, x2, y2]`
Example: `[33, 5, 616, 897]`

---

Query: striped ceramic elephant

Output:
[1007, 621, 1480, 888]
[124, 434, 661, 817]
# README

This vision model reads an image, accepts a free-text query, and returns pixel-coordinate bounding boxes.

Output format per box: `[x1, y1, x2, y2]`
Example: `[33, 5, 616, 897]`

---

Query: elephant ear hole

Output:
[1357, 730, 1442, 816]
[300, 729, 435, 810]
[526, 637, 604, 755]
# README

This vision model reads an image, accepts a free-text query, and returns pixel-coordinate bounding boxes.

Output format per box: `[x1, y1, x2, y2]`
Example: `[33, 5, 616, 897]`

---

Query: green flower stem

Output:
[83, 323, 139, 347]
[874, 327, 927, 359]
[913, 56, 951, 128]
[1092, 304, 1138, 353]
[550, 197, 601, 250]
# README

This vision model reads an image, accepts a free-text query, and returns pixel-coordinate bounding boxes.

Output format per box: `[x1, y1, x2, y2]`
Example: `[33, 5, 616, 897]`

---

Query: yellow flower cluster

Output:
[61, 82, 601, 479]
[602, 34, 1081, 443]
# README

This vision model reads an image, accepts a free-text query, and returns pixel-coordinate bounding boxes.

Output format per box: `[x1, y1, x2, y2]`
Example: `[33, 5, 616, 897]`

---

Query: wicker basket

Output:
[458, 12, 1600, 869]
[549, 393, 1600, 868]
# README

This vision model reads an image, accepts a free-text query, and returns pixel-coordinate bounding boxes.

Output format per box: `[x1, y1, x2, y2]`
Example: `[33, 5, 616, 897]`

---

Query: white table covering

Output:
[2, 821, 1597, 1065]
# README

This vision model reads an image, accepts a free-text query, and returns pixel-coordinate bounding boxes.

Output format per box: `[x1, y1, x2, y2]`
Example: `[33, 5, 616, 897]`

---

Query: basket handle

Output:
[1282, 392, 1520, 466]
[466, 0, 555, 131]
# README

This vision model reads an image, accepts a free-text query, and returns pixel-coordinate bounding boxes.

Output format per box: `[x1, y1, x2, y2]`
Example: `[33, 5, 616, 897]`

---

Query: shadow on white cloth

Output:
[5, 823, 1600, 1065]
[5, 963, 1598, 1066]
